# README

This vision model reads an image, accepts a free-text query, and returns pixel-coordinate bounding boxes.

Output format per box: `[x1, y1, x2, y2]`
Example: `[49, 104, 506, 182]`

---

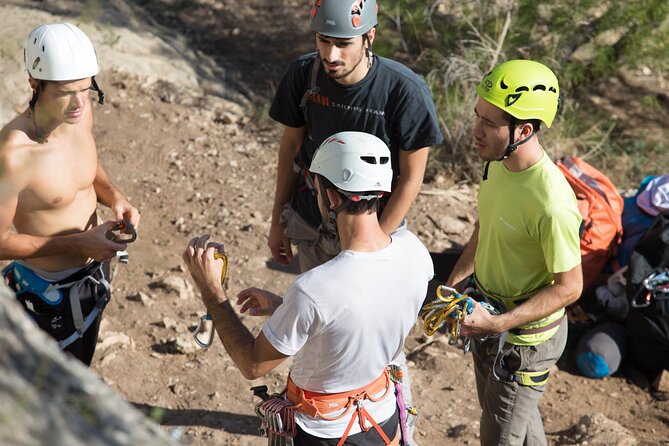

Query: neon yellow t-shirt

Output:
[475, 153, 582, 344]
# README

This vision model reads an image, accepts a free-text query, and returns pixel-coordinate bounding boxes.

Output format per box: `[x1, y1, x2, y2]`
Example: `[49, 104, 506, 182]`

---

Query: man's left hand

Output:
[182, 234, 227, 306]
[112, 197, 141, 228]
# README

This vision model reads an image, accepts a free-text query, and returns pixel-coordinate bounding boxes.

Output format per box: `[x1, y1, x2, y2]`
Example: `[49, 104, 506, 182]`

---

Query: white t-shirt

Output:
[262, 230, 433, 438]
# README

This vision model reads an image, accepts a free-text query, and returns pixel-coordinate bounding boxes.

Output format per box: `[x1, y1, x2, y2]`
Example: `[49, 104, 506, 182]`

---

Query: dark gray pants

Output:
[472, 319, 568, 446]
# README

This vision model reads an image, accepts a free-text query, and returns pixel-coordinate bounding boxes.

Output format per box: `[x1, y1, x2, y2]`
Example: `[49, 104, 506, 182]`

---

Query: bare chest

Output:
[18, 134, 98, 211]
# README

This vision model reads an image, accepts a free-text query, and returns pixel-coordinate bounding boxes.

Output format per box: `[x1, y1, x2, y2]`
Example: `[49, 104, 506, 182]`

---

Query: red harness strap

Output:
[285, 369, 395, 446]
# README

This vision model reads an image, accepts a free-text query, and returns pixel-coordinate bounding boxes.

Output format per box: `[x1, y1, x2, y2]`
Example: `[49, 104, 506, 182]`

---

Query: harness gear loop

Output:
[105, 220, 137, 244]
[491, 332, 551, 387]
[192, 251, 228, 349]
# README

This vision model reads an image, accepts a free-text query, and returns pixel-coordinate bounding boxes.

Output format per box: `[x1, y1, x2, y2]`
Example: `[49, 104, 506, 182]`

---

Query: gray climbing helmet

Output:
[310, 0, 378, 39]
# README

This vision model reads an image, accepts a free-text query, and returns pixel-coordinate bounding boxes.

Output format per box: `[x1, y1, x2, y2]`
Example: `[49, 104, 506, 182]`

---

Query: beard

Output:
[321, 49, 366, 81]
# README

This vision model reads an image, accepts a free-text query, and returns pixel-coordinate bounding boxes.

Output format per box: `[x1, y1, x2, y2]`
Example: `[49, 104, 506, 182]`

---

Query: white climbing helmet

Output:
[309, 131, 392, 198]
[25, 22, 99, 81]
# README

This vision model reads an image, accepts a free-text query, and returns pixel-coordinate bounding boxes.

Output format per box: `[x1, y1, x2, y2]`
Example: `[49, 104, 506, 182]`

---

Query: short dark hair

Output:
[29, 79, 48, 109]
[503, 111, 542, 133]
[318, 175, 380, 215]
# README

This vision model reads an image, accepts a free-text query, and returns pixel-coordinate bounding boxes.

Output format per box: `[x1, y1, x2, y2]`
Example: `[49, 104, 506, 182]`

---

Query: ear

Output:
[517, 121, 534, 141]
[28, 77, 38, 90]
[366, 27, 376, 47]
[326, 187, 342, 209]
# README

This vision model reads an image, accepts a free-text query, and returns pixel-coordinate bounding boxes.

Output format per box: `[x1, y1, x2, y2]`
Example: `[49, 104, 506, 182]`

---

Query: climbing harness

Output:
[420, 285, 498, 352]
[192, 251, 228, 349]
[3, 261, 111, 350]
[105, 220, 137, 244]
[631, 269, 669, 308]
[251, 367, 405, 446]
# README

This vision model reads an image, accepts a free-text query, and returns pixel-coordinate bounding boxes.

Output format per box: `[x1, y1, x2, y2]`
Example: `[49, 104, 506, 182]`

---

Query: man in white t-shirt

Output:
[183, 131, 433, 445]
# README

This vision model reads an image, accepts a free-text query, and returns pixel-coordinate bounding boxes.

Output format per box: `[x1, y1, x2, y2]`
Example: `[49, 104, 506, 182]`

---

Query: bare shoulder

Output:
[0, 114, 48, 182]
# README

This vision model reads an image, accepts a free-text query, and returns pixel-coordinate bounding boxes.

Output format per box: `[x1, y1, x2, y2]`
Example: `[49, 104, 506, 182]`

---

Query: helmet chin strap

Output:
[318, 178, 348, 235]
[497, 117, 538, 161]
[91, 77, 105, 105]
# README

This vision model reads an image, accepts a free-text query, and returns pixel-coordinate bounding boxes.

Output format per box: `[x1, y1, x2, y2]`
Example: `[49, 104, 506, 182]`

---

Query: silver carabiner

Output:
[193, 312, 215, 349]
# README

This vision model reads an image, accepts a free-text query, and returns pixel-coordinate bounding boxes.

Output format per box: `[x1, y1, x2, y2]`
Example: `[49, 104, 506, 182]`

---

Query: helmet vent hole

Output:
[360, 156, 377, 164]
[500, 80, 508, 90]
[515, 86, 529, 92]
[533, 85, 546, 91]
[549, 87, 557, 93]
[42, 45, 45, 52]
[33, 38, 37, 44]
[380, 157, 389, 164]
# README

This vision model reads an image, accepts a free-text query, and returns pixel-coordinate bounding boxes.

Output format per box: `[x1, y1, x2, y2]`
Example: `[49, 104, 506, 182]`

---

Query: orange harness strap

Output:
[286, 369, 394, 445]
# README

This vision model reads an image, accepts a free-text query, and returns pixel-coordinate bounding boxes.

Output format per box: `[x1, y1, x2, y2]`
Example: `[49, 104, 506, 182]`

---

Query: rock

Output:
[0, 283, 176, 445]
[570, 413, 637, 446]
[437, 215, 469, 235]
[653, 370, 669, 393]
[152, 275, 194, 300]
[174, 334, 198, 354]
[160, 317, 178, 330]
[98, 331, 133, 351]
[128, 291, 153, 306]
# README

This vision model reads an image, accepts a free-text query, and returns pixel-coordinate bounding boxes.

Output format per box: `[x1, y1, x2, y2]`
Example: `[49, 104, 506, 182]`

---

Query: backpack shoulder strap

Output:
[299, 55, 321, 109]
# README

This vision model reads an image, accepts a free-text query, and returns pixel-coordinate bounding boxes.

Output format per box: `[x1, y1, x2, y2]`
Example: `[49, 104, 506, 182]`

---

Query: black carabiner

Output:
[105, 220, 137, 244]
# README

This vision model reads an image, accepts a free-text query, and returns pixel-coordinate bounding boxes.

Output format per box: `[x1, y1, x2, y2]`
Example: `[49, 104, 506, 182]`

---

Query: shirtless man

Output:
[0, 22, 139, 365]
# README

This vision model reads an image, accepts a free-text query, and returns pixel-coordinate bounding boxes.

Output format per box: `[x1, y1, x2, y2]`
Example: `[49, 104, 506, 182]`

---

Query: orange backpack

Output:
[556, 155, 624, 292]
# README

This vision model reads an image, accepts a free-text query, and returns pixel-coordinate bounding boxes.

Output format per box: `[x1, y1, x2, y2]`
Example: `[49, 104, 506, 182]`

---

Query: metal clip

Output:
[105, 220, 137, 244]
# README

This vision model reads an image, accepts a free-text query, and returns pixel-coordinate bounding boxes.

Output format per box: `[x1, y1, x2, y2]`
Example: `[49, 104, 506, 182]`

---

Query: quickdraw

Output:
[421, 285, 474, 339]
[251, 385, 297, 446]
[192, 251, 228, 349]
[420, 285, 498, 352]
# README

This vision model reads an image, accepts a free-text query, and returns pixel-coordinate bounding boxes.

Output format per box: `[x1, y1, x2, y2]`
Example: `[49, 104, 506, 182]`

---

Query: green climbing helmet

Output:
[476, 60, 560, 128]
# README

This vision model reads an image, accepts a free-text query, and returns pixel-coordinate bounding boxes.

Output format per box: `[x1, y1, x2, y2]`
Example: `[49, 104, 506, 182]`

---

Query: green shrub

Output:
[378, 0, 669, 188]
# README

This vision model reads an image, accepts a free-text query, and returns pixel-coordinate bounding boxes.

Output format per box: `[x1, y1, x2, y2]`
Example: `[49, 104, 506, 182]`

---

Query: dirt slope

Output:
[0, 1, 667, 445]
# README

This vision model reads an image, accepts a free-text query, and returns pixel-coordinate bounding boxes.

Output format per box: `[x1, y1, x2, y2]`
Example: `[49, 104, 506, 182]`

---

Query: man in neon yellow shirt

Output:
[447, 60, 583, 446]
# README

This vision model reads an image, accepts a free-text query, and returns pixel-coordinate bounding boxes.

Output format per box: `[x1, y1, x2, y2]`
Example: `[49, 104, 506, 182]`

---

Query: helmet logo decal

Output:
[32, 57, 40, 70]
[505, 93, 522, 107]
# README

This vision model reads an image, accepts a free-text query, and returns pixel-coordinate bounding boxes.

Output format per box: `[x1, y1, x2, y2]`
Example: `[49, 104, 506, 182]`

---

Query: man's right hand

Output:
[268, 220, 293, 265]
[76, 221, 128, 262]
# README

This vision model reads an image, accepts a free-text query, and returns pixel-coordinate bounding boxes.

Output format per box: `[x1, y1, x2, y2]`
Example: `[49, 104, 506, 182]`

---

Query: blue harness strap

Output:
[4, 262, 64, 305]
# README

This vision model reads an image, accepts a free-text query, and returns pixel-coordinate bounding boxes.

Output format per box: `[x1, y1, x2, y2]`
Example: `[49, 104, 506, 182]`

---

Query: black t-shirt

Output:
[269, 52, 444, 227]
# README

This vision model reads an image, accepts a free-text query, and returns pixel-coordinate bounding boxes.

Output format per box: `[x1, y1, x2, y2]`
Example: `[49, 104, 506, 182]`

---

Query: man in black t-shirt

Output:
[268, 5, 442, 443]
[268, 0, 443, 273]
